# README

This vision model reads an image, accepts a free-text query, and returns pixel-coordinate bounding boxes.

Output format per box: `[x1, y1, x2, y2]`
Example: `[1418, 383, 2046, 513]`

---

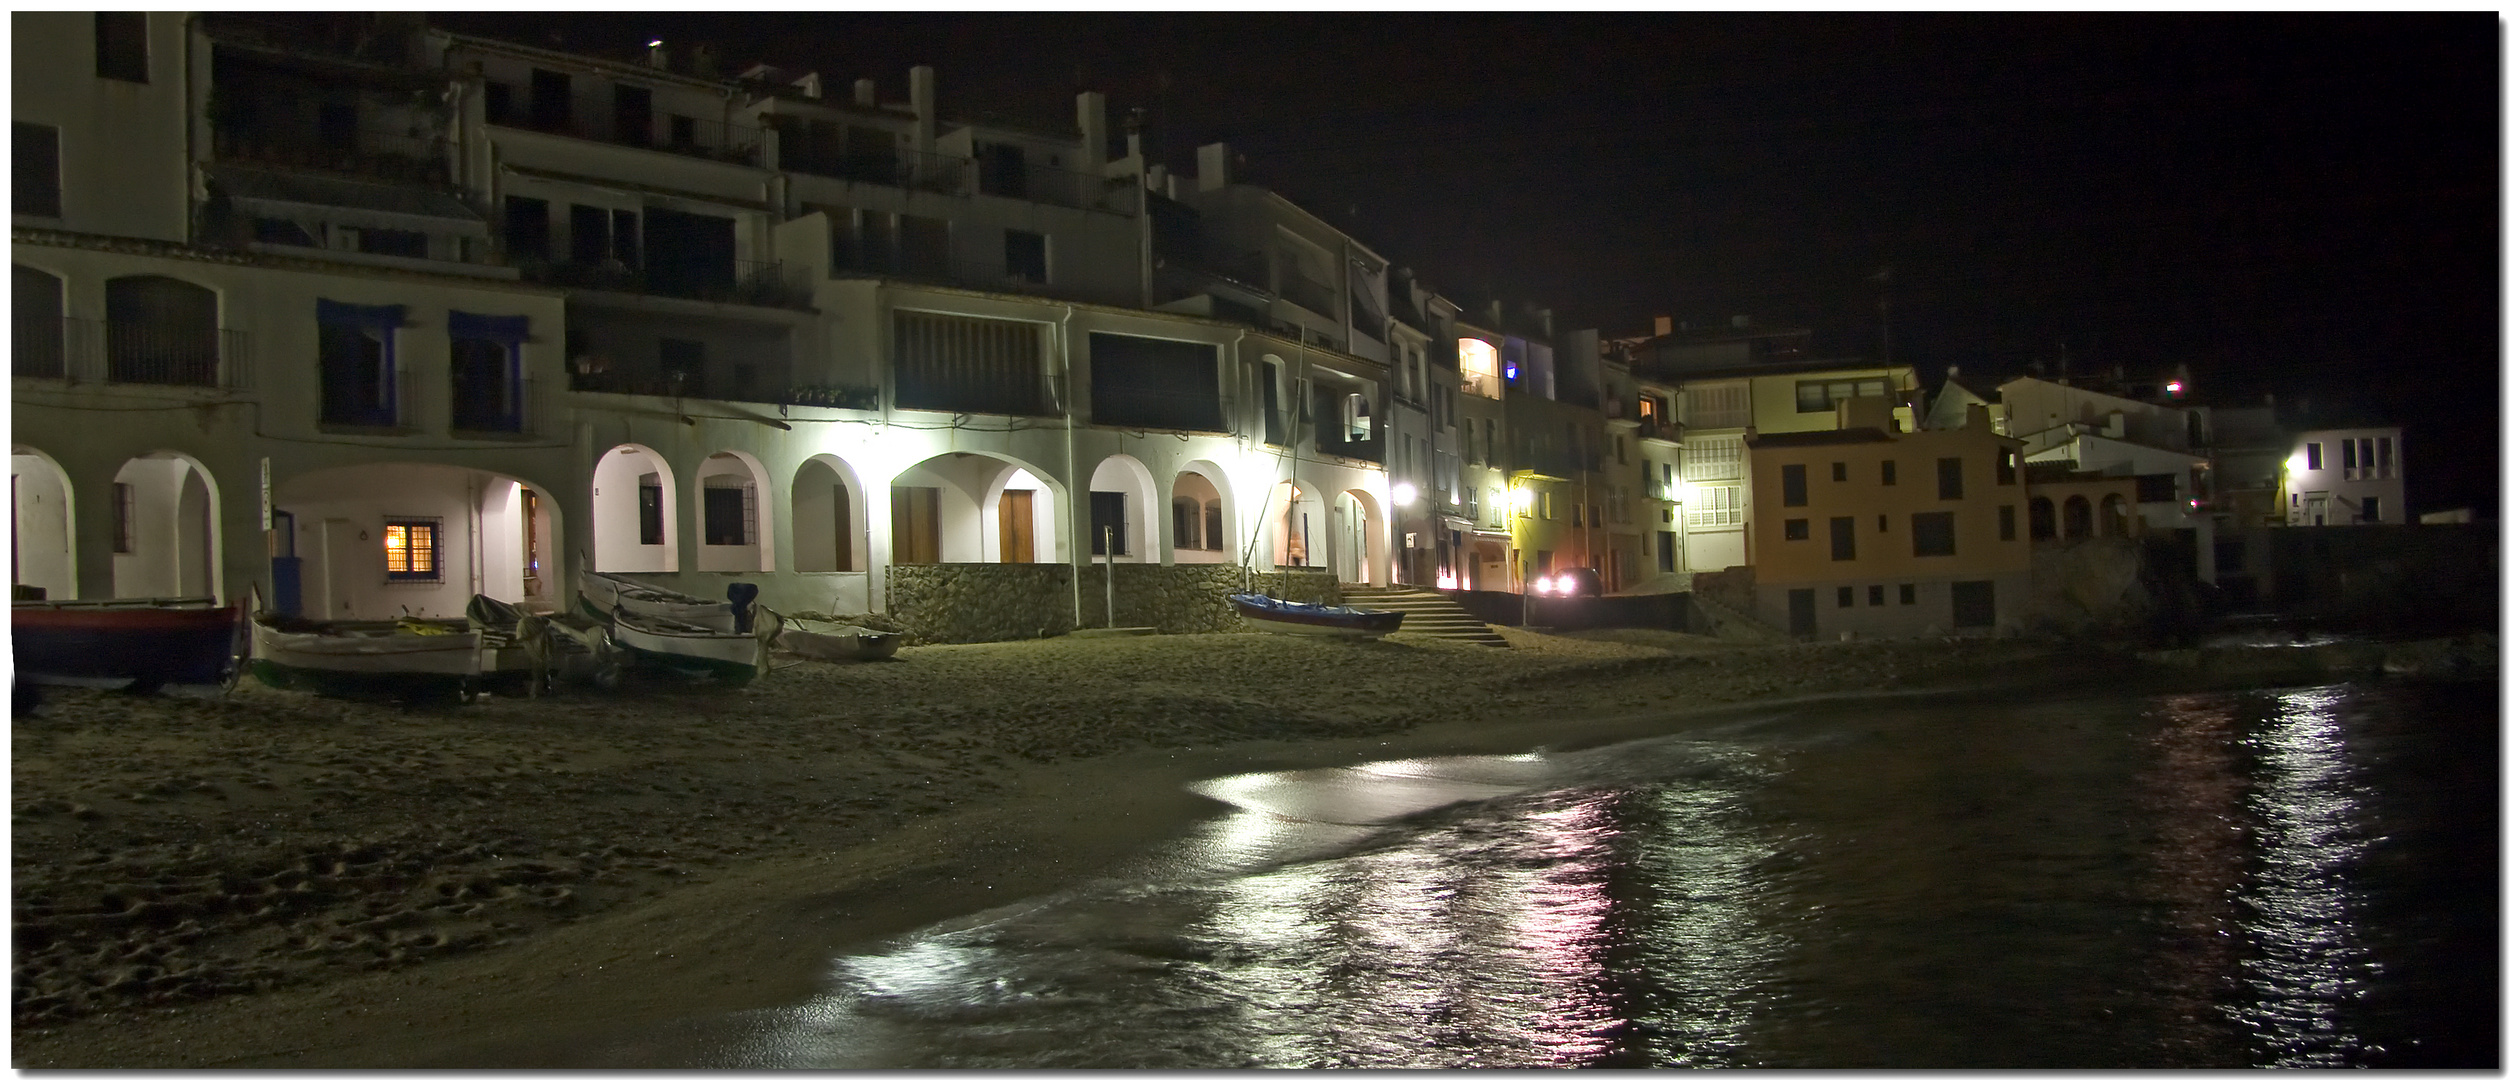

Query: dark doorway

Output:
[1951, 580, 1996, 629]
[1787, 588, 1816, 638]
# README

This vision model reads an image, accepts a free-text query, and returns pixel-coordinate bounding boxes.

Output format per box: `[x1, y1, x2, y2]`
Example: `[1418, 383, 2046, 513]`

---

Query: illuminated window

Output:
[1458, 338, 1502, 399]
[384, 518, 441, 582]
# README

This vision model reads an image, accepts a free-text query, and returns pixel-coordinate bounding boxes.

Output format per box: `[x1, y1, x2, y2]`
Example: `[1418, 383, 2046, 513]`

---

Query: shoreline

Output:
[10, 626, 2474, 1066]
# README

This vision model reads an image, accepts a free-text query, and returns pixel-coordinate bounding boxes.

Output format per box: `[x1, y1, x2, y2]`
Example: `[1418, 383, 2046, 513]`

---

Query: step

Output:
[1335, 587, 1508, 647]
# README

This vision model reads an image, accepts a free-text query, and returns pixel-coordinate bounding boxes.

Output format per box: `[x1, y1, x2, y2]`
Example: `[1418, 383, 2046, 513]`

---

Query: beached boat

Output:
[465, 594, 625, 691]
[249, 613, 480, 701]
[1226, 593, 1406, 639]
[577, 571, 736, 630]
[779, 617, 903, 662]
[608, 603, 782, 685]
[11, 597, 244, 689]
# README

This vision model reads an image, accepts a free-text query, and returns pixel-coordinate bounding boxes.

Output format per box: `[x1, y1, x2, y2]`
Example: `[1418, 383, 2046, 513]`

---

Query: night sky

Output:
[437, 13, 2500, 514]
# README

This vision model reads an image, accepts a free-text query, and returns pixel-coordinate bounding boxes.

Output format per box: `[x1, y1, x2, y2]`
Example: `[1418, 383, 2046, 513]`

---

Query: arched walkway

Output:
[1170, 460, 1230, 565]
[890, 451, 1065, 564]
[1269, 481, 1316, 568]
[2100, 493, 2130, 537]
[274, 462, 559, 620]
[2062, 494, 2093, 540]
[1087, 454, 1158, 562]
[792, 454, 868, 572]
[11, 446, 75, 598]
[694, 450, 773, 572]
[110, 452, 221, 600]
[1332, 487, 1382, 584]
[592, 444, 677, 572]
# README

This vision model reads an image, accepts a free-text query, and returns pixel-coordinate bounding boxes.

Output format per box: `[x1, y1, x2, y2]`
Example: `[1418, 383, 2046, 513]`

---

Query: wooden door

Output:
[998, 489, 1033, 563]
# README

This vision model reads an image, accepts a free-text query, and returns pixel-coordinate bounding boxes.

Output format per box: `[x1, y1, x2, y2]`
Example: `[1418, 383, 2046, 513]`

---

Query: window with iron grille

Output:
[384, 518, 442, 582]
[703, 478, 755, 545]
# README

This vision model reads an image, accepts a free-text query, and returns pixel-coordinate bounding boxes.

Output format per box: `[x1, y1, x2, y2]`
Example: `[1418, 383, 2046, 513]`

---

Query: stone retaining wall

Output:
[886, 563, 1342, 643]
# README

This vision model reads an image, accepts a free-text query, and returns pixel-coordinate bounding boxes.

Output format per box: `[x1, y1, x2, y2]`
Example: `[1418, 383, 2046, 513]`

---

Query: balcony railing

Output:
[214, 125, 451, 188]
[1278, 273, 1338, 318]
[501, 112, 764, 168]
[524, 258, 809, 309]
[898, 149, 968, 195]
[22, 319, 251, 390]
[450, 376, 542, 437]
[321, 365, 411, 429]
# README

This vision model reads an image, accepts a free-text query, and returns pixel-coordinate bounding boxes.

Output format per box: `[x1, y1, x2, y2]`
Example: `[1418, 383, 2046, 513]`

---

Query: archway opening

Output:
[2028, 496, 2056, 541]
[592, 444, 676, 572]
[2100, 493, 2130, 537]
[110, 452, 221, 600]
[1332, 488, 1381, 584]
[1270, 481, 1313, 568]
[1087, 454, 1158, 562]
[11, 446, 75, 598]
[274, 462, 558, 620]
[1170, 465, 1228, 565]
[793, 454, 867, 572]
[694, 450, 772, 572]
[2062, 494, 2093, 540]
[891, 452, 1063, 565]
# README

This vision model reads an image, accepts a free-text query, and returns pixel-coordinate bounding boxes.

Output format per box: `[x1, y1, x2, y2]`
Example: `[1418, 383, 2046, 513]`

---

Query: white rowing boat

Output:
[780, 617, 903, 662]
[609, 604, 781, 685]
[249, 613, 480, 700]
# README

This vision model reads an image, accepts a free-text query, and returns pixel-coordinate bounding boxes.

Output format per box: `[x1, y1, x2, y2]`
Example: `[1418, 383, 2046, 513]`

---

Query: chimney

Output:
[790, 72, 821, 99]
[691, 43, 718, 79]
[647, 42, 670, 70]
[1653, 315, 1672, 337]
[1197, 141, 1231, 191]
[1076, 91, 1107, 170]
[1731, 314, 1751, 329]
[908, 65, 936, 154]
[1946, 364, 1961, 379]
[1122, 108, 1145, 161]
[853, 78, 876, 107]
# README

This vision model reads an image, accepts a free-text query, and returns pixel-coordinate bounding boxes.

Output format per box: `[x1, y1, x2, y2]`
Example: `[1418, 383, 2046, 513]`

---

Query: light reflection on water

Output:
[2233, 686, 2376, 1066]
[664, 682, 2486, 1069]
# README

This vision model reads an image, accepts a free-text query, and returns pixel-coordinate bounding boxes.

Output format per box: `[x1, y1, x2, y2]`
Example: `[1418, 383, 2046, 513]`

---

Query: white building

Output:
[2283, 427, 2404, 526]
[12, 12, 1405, 637]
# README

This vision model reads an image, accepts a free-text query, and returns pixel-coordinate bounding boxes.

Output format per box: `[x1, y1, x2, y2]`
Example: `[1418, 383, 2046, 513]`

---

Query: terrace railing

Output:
[33, 319, 251, 390]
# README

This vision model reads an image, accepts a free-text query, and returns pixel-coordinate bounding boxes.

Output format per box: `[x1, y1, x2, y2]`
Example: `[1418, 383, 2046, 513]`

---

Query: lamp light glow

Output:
[1391, 481, 1419, 507]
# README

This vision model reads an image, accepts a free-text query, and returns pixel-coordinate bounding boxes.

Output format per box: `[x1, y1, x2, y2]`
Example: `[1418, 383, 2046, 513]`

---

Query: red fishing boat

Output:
[12, 597, 245, 690]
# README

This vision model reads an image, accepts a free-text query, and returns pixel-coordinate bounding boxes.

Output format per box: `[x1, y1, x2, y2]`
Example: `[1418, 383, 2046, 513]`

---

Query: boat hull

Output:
[611, 612, 771, 685]
[12, 599, 240, 686]
[249, 618, 480, 699]
[580, 572, 735, 630]
[780, 621, 903, 662]
[1226, 594, 1405, 639]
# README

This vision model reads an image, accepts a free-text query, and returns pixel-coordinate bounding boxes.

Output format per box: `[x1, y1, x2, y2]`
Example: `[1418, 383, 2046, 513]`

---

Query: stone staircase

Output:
[1339, 585, 1510, 647]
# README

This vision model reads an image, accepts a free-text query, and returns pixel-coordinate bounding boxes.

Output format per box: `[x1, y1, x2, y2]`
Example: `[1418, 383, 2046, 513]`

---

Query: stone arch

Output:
[693, 449, 773, 572]
[15, 265, 66, 378]
[891, 450, 1067, 565]
[1171, 458, 1232, 565]
[2029, 496, 2056, 541]
[109, 451, 223, 601]
[1331, 486, 1383, 584]
[2062, 494, 2093, 540]
[1086, 453, 1159, 562]
[2101, 493, 2130, 537]
[792, 453, 869, 573]
[592, 443, 678, 572]
[273, 461, 560, 619]
[103, 274, 222, 386]
[10, 445, 76, 598]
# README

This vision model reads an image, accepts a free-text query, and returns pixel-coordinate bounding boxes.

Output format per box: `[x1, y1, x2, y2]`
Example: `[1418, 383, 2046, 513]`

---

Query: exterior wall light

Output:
[1391, 481, 1419, 507]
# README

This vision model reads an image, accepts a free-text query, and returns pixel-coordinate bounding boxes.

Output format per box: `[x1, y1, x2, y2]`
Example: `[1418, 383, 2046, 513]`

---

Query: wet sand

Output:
[12, 627, 2106, 1067]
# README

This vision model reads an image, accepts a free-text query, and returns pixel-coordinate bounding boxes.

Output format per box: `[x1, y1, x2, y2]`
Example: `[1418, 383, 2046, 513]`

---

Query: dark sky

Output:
[438, 12, 2500, 513]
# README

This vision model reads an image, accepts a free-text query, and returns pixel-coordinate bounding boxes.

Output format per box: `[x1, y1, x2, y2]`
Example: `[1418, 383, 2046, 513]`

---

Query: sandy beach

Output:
[13, 626, 2113, 1066]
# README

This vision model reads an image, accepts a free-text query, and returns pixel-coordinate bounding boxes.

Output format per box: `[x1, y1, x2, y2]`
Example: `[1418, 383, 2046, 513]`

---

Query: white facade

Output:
[2284, 427, 2404, 526]
[12, 13, 1398, 625]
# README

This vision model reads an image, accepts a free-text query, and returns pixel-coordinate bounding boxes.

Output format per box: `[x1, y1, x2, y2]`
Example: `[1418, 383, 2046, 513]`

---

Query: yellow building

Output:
[1746, 401, 2029, 639]
[1652, 358, 1917, 576]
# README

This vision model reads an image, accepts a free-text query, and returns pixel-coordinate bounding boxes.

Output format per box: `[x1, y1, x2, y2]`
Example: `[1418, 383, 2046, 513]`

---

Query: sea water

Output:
[574, 679, 2499, 1068]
